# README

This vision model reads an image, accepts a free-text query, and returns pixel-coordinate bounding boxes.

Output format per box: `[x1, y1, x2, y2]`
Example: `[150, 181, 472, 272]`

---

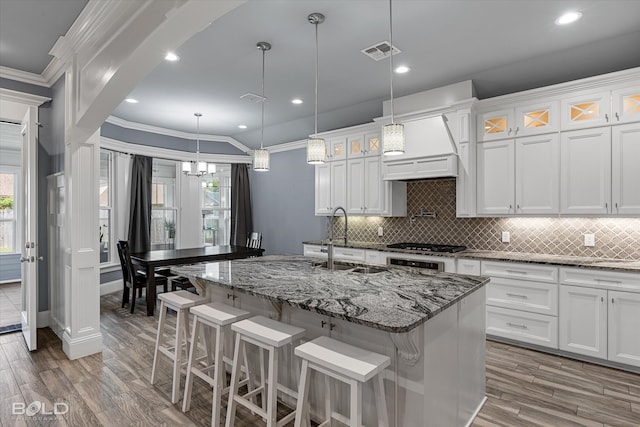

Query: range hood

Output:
[382, 114, 459, 181]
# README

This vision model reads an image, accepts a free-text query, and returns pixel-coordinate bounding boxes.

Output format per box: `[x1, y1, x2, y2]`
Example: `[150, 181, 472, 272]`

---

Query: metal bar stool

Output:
[225, 315, 306, 427]
[150, 290, 208, 403]
[182, 302, 251, 427]
[294, 336, 390, 427]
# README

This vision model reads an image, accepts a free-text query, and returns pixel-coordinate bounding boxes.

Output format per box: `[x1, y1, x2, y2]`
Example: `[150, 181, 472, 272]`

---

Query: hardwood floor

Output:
[0, 292, 638, 426]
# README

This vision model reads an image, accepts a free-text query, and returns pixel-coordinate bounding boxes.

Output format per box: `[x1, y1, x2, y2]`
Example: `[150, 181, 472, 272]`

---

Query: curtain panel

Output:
[127, 155, 152, 253]
[230, 164, 253, 246]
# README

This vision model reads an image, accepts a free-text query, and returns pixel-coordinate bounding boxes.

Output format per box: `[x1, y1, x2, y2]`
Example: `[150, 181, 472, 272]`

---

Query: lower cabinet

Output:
[558, 268, 640, 368]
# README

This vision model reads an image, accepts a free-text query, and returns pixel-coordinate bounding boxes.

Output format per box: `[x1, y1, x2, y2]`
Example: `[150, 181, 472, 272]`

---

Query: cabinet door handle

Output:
[605, 202, 608, 210]
[516, 204, 520, 211]
[506, 269, 527, 275]
[515, 126, 519, 135]
[605, 113, 609, 122]
[506, 322, 528, 329]
[615, 202, 619, 212]
[615, 112, 620, 121]
[508, 128, 513, 135]
[506, 293, 528, 299]
[509, 204, 513, 212]
[601, 296, 604, 302]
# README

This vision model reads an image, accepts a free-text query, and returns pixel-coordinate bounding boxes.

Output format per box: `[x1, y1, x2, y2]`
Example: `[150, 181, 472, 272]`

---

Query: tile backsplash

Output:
[332, 179, 640, 260]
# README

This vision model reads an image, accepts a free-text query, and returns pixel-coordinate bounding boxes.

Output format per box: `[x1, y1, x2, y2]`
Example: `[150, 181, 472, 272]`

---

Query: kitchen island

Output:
[172, 255, 489, 427]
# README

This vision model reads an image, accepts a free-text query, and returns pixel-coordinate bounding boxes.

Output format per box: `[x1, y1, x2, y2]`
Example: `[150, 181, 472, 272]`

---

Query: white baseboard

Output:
[100, 279, 122, 296]
[37, 310, 50, 328]
[62, 330, 103, 360]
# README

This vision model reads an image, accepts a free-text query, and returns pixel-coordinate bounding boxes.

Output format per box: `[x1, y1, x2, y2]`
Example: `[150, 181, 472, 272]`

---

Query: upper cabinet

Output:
[328, 137, 347, 161]
[561, 83, 640, 130]
[348, 132, 382, 158]
[477, 100, 559, 142]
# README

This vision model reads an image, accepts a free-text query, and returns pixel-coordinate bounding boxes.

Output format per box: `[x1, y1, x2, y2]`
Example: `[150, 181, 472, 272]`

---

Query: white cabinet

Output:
[515, 134, 560, 214]
[561, 91, 611, 130]
[561, 83, 640, 130]
[314, 161, 347, 215]
[478, 134, 559, 215]
[612, 123, 640, 215]
[559, 285, 608, 359]
[456, 259, 480, 276]
[482, 261, 559, 349]
[561, 123, 640, 215]
[477, 100, 559, 142]
[560, 127, 611, 214]
[608, 290, 640, 367]
[347, 132, 381, 158]
[477, 140, 514, 215]
[327, 137, 347, 161]
[347, 156, 383, 215]
[559, 267, 640, 368]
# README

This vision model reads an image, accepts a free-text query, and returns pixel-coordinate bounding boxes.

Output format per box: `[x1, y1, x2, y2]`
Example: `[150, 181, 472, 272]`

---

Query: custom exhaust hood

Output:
[382, 114, 459, 181]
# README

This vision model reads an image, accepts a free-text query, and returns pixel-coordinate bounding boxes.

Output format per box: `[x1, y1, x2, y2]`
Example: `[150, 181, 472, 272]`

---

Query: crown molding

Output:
[0, 66, 50, 87]
[266, 139, 307, 153]
[100, 136, 252, 164]
[105, 115, 251, 153]
[0, 88, 51, 106]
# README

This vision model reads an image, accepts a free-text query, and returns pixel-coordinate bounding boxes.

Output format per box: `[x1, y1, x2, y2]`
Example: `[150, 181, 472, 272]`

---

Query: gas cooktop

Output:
[386, 242, 467, 253]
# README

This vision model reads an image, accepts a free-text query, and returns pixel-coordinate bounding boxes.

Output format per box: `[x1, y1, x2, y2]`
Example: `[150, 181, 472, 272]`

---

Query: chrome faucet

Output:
[325, 206, 348, 271]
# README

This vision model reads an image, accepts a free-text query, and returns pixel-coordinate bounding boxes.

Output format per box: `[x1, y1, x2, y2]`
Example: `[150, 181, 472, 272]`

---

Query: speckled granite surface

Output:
[171, 255, 489, 333]
[303, 241, 640, 273]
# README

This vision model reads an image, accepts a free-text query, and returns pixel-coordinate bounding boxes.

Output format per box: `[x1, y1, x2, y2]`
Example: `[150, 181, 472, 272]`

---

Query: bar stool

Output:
[150, 290, 208, 403]
[182, 302, 251, 427]
[294, 336, 390, 427]
[225, 315, 306, 427]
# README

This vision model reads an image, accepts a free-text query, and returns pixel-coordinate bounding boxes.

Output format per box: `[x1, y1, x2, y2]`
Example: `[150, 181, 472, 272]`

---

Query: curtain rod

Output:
[102, 146, 196, 164]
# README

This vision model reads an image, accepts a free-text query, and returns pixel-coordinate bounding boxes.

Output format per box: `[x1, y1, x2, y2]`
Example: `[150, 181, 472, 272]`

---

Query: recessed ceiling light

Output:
[125, 98, 138, 104]
[394, 65, 410, 74]
[238, 124, 247, 129]
[555, 11, 582, 25]
[165, 52, 180, 61]
[291, 98, 303, 104]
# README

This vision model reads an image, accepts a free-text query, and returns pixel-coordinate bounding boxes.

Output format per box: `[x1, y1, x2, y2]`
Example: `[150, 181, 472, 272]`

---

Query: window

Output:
[151, 159, 177, 249]
[99, 151, 113, 263]
[0, 122, 21, 254]
[0, 171, 18, 253]
[202, 164, 231, 246]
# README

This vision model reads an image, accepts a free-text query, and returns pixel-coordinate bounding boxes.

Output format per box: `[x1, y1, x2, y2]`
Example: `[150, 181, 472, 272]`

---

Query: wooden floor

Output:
[0, 293, 638, 426]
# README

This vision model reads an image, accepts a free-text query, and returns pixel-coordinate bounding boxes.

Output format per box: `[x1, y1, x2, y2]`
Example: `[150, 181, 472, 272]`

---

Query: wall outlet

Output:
[377, 226, 384, 237]
[584, 233, 595, 247]
[501, 231, 510, 243]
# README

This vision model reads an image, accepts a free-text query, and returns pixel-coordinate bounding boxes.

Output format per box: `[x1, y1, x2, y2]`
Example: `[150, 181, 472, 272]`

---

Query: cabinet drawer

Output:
[487, 277, 558, 316]
[365, 250, 390, 266]
[303, 244, 327, 259]
[333, 247, 365, 262]
[482, 261, 558, 284]
[560, 268, 640, 293]
[457, 259, 481, 276]
[487, 306, 558, 349]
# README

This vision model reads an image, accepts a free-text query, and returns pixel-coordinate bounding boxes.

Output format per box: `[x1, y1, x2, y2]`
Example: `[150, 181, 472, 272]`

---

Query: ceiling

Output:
[2, 0, 640, 150]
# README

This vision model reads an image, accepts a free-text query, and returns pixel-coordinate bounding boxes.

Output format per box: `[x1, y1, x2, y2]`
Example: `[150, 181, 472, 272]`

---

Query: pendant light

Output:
[253, 42, 271, 171]
[382, 0, 405, 155]
[182, 112, 213, 177]
[306, 13, 326, 164]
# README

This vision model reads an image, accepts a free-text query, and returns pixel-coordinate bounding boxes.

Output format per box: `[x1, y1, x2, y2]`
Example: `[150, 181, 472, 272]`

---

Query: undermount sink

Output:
[313, 261, 388, 274]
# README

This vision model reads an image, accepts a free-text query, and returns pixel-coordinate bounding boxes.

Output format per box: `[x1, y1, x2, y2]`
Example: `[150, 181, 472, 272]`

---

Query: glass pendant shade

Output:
[207, 163, 217, 174]
[182, 161, 191, 173]
[383, 122, 405, 155]
[253, 148, 270, 171]
[197, 161, 207, 174]
[307, 137, 326, 164]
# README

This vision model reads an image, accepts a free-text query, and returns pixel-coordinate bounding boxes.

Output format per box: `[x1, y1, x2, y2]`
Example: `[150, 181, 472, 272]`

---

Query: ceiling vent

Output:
[240, 92, 266, 103]
[361, 41, 401, 61]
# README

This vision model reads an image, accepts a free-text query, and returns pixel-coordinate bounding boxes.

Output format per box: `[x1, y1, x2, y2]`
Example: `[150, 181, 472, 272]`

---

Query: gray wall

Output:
[249, 148, 325, 255]
[0, 255, 21, 282]
[0, 78, 51, 98]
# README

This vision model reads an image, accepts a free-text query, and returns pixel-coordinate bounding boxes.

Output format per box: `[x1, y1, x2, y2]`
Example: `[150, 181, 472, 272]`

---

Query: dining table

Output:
[130, 245, 264, 315]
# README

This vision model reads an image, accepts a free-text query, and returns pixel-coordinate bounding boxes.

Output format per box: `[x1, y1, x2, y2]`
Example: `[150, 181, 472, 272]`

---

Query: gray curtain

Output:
[230, 163, 253, 246]
[128, 155, 152, 253]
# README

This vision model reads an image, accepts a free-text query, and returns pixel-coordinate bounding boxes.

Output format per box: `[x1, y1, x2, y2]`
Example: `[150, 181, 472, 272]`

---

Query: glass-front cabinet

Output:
[561, 91, 611, 130]
[348, 132, 381, 157]
[612, 86, 640, 124]
[478, 101, 558, 141]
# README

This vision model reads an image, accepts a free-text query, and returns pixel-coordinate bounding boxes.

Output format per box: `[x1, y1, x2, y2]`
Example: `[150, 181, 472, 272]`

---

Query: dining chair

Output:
[116, 240, 168, 313]
[246, 232, 262, 249]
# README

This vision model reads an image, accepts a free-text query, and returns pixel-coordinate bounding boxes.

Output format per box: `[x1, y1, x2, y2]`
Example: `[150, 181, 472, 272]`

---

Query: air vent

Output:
[240, 92, 267, 103]
[361, 41, 401, 61]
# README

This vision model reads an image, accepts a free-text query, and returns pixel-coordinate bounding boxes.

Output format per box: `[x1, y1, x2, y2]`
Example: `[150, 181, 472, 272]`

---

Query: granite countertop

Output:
[171, 255, 489, 333]
[303, 241, 640, 273]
